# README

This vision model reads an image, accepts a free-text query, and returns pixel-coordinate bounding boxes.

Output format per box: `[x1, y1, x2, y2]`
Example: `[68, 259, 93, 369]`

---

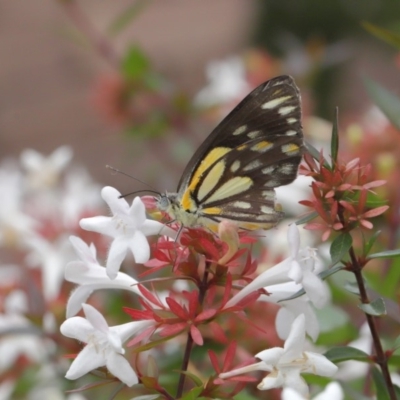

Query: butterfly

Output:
[156, 75, 303, 232]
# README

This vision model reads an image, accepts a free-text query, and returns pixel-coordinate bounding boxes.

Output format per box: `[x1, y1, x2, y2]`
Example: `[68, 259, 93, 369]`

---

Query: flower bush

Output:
[1, 4, 400, 399]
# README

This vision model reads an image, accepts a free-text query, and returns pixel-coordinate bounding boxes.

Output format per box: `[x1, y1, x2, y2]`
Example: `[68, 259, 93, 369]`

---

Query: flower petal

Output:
[106, 236, 129, 279]
[106, 351, 138, 387]
[257, 370, 284, 390]
[281, 314, 305, 362]
[65, 345, 105, 380]
[288, 224, 300, 258]
[129, 231, 150, 264]
[303, 352, 338, 377]
[60, 316, 93, 342]
[302, 271, 329, 309]
[83, 304, 109, 333]
[101, 186, 129, 216]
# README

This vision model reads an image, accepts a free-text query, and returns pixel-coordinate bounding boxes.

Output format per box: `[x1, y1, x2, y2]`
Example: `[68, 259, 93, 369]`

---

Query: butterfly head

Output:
[156, 191, 201, 228]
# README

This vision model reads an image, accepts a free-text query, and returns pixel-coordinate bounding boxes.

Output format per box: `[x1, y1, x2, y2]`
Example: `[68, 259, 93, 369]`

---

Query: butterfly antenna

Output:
[106, 165, 161, 197]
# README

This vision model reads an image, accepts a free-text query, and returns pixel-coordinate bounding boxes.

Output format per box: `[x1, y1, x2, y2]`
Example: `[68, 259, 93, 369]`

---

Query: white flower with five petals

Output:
[20, 146, 73, 190]
[219, 314, 338, 397]
[60, 303, 155, 387]
[282, 381, 343, 400]
[223, 224, 329, 310]
[65, 236, 144, 317]
[80, 187, 175, 279]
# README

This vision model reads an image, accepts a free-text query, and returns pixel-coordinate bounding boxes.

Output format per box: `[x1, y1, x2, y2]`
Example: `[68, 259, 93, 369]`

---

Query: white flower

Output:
[61, 167, 102, 229]
[194, 56, 250, 108]
[60, 304, 155, 387]
[286, 224, 328, 308]
[0, 163, 37, 247]
[0, 314, 54, 373]
[275, 175, 314, 216]
[334, 322, 372, 381]
[223, 255, 293, 310]
[261, 282, 320, 341]
[65, 236, 143, 317]
[223, 224, 329, 310]
[80, 187, 175, 279]
[20, 146, 73, 190]
[219, 314, 337, 397]
[282, 382, 343, 400]
[25, 234, 73, 301]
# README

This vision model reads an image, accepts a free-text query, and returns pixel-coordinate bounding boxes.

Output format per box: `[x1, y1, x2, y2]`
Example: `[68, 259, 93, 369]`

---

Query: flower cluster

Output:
[299, 152, 389, 241]
[58, 182, 339, 398]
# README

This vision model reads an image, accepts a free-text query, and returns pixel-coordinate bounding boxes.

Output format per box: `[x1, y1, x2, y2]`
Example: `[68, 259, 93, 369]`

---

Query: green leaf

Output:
[330, 107, 339, 164]
[389, 355, 400, 366]
[372, 366, 390, 400]
[368, 248, 400, 259]
[344, 281, 360, 295]
[365, 192, 388, 208]
[359, 298, 387, 316]
[121, 46, 150, 80]
[394, 335, 400, 352]
[364, 76, 400, 130]
[319, 264, 344, 280]
[108, 0, 150, 36]
[330, 232, 352, 265]
[180, 386, 204, 400]
[178, 370, 204, 387]
[362, 21, 400, 50]
[364, 230, 381, 256]
[324, 345, 370, 363]
[295, 211, 319, 225]
[304, 141, 331, 169]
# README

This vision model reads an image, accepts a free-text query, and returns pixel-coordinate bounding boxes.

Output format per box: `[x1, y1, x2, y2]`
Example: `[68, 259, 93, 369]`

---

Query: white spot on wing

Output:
[287, 117, 297, 124]
[262, 190, 276, 201]
[233, 201, 251, 209]
[243, 159, 263, 171]
[286, 130, 297, 136]
[261, 95, 291, 109]
[280, 163, 294, 175]
[230, 160, 241, 172]
[279, 105, 296, 116]
[263, 180, 280, 188]
[247, 130, 261, 139]
[232, 125, 247, 136]
[261, 205, 274, 214]
[261, 166, 275, 174]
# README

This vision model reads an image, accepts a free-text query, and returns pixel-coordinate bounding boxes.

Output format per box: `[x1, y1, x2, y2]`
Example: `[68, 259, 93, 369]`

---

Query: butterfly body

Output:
[157, 75, 303, 232]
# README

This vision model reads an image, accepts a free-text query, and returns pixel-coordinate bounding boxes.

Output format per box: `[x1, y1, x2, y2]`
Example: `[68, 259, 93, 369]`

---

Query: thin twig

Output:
[338, 207, 396, 399]
[62, 0, 120, 68]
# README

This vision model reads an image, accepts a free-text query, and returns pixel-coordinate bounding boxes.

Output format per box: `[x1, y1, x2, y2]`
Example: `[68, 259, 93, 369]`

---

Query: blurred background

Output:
[1, 1, 400, 399]
[1, 0, 399, 192]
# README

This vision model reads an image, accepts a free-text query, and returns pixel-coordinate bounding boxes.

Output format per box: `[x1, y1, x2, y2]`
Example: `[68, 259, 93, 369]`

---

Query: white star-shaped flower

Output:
[20, 146, 73, 190]
[80, 187, 175, 279]
[60, 303, 155, 387]
[224, 224, 329, 310]
[194, 56, 250, 108]
[282, 381, 343, 400]
[65, 236, 143, 317]
[286, 224, 328, 308]
[219, 314, 338, 397]
[260, 282, 320, 341]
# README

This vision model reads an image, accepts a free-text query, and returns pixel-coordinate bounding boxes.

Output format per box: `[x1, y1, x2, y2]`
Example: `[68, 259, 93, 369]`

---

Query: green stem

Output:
[338, 207, 396, 399]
